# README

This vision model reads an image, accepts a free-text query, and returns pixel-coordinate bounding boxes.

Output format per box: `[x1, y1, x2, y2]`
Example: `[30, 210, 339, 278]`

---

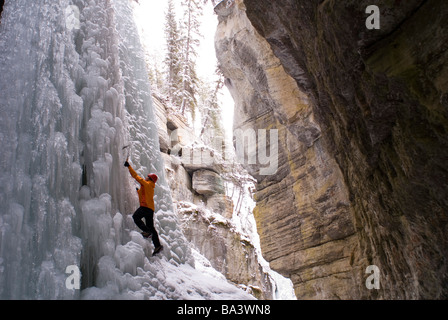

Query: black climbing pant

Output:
[132, 206, 161, 248]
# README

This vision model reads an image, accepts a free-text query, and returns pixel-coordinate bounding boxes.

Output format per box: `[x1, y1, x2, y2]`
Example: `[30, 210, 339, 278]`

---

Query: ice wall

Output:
[0, 0, 85, 299]
[0, 0, 247, 300]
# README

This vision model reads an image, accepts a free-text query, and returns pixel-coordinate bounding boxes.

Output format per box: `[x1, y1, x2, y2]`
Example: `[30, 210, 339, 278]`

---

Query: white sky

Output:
[132, 0, 234, 139]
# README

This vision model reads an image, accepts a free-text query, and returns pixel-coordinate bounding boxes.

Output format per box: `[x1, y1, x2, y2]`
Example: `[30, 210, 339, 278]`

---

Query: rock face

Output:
[153, 95, 274, 299]
[178, 201, 272, 299]
[215, 0, 360, 299]
[215, 0, 448, 299]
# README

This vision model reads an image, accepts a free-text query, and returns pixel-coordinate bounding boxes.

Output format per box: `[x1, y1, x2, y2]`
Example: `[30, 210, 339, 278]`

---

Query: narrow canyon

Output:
[214, 0, 448, 299]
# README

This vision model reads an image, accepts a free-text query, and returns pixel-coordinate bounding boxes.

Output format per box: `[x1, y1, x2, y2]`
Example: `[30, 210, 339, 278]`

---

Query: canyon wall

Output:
[153, 95, 275, 299]
[215, 0, 448, 299]
[215, 0, 362, 299]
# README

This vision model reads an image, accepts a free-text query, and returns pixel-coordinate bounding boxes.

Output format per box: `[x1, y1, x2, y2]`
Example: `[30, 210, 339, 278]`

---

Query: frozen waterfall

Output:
[0, 0, 252, 299]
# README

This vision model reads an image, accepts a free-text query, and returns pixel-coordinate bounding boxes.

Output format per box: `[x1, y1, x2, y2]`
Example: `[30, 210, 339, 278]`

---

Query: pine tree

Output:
[164, 0, 183, 106]
[179, 0, 204, 119]
[146, 52, 164, 94]
[199, 67, 225, 145]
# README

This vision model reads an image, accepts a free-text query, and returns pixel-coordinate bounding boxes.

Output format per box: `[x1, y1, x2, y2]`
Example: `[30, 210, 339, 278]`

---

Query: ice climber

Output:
[124, 160, 163, 256]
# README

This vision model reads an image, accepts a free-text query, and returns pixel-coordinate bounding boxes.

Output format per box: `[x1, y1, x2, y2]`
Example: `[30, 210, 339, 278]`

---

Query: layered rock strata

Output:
[215, 0, 448, 299]
[215, 0, 361, 299]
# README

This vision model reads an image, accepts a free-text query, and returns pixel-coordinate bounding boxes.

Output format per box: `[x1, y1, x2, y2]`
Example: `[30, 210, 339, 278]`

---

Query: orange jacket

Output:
[128, 165, 155, 211]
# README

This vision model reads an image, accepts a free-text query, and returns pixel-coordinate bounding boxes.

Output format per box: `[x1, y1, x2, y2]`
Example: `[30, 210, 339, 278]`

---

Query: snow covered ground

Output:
[81, 231, 254, 300]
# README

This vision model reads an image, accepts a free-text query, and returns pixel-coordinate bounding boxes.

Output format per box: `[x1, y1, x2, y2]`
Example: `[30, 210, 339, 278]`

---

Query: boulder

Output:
[192, 169, 225, 196]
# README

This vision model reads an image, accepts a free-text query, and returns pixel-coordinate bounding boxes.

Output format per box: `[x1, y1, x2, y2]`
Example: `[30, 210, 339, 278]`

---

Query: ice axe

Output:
[122, 144, 131, 162]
